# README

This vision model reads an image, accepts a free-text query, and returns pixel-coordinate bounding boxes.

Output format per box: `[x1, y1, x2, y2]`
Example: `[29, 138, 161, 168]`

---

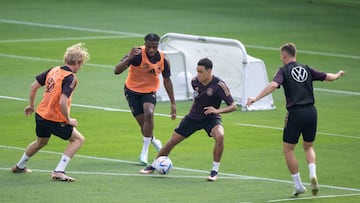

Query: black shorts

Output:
[124, 85, 157, 117]
[35, 113, 73, 140]
[283, 105, 317, 144]
[175, 116, 222, 138]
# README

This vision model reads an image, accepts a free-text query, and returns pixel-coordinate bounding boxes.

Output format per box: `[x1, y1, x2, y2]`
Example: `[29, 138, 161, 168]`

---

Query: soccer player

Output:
[11, 43, 90, 181]
[139, 58, 237, 181]
[247, 43, 345, 196]
[114, 33, 176, 165]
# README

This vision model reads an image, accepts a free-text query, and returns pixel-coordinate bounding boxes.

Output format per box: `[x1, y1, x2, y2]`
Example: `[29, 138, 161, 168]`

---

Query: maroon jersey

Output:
[186, 76, 234, 120]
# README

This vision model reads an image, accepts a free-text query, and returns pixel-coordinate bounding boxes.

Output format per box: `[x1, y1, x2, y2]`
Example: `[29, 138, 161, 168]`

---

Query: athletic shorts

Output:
[283, 105, 317, 144]
[124, 85, 157, 117]
[175, 116, 222, 138]
[35, 113, 73, 140]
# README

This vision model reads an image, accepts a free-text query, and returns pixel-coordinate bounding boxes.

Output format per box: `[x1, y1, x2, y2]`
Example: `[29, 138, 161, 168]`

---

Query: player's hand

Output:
[68, 118, 78, 127]
[204, 106, 218, 115]
[128, 46, 141, 60]
[246, 98, 256, 106]
[170, 104, 176, 120]
[24, 105, 34, 116]
[338, 70, 345, 77]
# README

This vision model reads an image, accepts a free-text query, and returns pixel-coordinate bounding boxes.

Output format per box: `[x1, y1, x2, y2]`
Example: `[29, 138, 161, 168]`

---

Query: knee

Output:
[38, 139, 49, 148]
[143, 110, 154, 121]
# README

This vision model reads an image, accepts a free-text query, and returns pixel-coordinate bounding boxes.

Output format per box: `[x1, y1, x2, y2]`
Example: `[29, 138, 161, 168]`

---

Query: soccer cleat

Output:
[139, 155, 148, 166]
[207, 170, 218, 181]
[151, 138, 162, 152]
[293, 185, 306, 196]
[139, 166, 155, 174]
[51, 171, 75, 182]
[310, 177, 319, 195]
[11, 165, 32, 173]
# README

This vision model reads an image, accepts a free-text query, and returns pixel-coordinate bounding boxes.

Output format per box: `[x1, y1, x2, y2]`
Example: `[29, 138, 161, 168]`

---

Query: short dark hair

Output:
[197, 58, 213, 70]
[144, 33, 160, 42]
[281, 43, 296, 57]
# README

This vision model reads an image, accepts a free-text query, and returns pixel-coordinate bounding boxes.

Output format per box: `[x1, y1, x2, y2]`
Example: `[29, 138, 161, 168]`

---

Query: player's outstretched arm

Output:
[247, 81, 279, 106]
[325, 70, 345, 81]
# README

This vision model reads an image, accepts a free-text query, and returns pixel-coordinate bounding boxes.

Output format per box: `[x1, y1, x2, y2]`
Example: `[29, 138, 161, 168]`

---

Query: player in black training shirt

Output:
[139, 58, 237, 181]
[247, 43, 345, 196]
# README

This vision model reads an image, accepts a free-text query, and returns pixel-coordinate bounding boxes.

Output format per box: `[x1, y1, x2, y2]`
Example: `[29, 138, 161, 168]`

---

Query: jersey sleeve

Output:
[217, 80, 234, 105]
[61, 74, 77, 98]
[308, 66, 327, 81]
[35, 68, 52, 86]
[272, 69, 283, 87]
[161, 59, 171, 78]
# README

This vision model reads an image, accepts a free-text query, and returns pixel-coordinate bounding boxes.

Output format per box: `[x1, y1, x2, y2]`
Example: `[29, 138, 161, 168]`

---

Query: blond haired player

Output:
[12, 43, 90, 181]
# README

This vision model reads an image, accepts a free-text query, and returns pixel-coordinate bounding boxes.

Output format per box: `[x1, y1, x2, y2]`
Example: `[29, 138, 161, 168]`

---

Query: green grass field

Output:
[1, 0, 359, 202]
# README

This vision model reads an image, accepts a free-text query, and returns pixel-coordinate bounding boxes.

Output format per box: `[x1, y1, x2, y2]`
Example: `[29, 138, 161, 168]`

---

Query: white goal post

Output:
[157, 33, 275, 111]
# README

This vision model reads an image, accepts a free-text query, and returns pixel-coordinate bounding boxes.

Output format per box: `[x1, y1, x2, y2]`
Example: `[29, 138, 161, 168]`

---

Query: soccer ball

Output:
[153, 156, 173, 175]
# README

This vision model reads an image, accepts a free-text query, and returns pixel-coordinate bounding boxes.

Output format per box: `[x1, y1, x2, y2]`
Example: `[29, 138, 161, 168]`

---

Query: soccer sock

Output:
[54, 154, 71, 172]
[291, 172, 304, 189]
[212, 161, 220, 172]
[308, 163, 317, 178]
[16, 152, 30, 169]
[141, 137, 151, 157]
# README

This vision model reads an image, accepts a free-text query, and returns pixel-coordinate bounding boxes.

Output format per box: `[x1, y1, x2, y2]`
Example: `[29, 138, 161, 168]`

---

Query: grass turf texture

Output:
[0, 0, 359, 202]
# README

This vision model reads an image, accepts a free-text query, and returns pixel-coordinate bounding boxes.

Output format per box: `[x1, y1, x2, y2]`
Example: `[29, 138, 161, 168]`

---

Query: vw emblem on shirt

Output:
[291, 66, 308, 82]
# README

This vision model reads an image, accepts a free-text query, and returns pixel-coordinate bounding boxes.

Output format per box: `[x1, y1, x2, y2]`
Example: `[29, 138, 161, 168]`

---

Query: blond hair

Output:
[63, 42, 90, 65]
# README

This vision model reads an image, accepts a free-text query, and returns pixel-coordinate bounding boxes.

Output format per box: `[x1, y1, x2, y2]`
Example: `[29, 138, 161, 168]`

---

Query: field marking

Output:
[237, 123, 359, 139]
[246, 45, 360, 60]
[1, 144, 360, 194]
[267, 193, 360, 202]
[1, 18, 359, 60]
[0, 35, 141, 43]
[0, 19, 143, 37]
[1, 96, 357, 138]
[1, 95, 357, 139]
[1, 52, 359, 97]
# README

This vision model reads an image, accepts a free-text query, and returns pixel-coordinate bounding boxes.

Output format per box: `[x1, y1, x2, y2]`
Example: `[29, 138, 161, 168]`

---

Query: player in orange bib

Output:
[114, 33, 176, 165]
[12, 43, 90, 182]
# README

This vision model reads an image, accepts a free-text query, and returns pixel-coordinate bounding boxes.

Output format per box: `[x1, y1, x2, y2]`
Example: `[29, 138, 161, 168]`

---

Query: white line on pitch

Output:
[1, 95, 357, 139]
[0, 19, 143, 37]
[266, 193, 360, 202]
[1, 52, 359, 96]
[1, 145, 360, 193]
[0, 35, 141, 43]
[246, 44, 360, 60]
[236, 123, 359, 139]
[1, 19, 359, 60]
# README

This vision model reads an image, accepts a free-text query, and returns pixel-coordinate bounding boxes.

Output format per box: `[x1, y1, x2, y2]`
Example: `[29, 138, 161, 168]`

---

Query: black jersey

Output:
[186, 76, 234, 120]
[273, 62, 326, 109]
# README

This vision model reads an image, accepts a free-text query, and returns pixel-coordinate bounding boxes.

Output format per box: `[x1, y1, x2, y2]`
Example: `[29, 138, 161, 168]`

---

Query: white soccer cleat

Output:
[293, 185, 306, 196]
[151, 138, 162, 152]
[51, 171, 75, 182]
[11, 165, 32, 173]
[311, 177, 319, 195]
[207, 170, 218, 181]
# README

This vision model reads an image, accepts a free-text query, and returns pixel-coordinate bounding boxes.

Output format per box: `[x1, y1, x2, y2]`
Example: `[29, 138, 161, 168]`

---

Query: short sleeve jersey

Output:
[35, 66, 77, 122]
[186, 76, 234, 120]
[273, 62, 327, 109]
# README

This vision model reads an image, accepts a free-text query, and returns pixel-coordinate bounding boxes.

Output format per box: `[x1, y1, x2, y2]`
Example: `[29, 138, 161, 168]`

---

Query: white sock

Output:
[212, 161, 220, 172]
[141, 137, 151, 157]
[17, 152, 30, 169]
[54, 154, 71, 172]
[308, 163, 317, 178]
[151, 136, 157, 143]
[291, 173, 304, 189]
